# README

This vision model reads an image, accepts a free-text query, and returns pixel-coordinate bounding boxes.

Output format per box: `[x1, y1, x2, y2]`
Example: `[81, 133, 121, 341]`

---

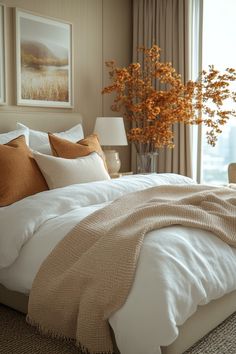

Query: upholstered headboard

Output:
[0, 111, 83, 133]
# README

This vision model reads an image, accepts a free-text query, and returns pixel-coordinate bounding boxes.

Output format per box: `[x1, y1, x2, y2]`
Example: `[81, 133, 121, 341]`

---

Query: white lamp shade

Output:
[94, 117, 128, 146]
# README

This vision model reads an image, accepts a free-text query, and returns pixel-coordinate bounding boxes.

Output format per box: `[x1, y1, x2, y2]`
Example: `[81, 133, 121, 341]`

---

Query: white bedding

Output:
[1, 173, 236, 354]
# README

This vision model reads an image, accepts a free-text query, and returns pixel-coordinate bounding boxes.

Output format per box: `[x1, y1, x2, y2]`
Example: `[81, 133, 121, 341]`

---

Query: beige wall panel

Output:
[76, 0, 103, 135]
[102, 0, 132, 171]
[0, 0, 132, 170]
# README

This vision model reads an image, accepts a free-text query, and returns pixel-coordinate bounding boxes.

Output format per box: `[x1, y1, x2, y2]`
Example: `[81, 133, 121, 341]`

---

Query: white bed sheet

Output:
[0, 173, 236, 354]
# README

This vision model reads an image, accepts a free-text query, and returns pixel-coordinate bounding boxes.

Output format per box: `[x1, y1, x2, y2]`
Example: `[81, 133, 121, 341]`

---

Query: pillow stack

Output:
[34, 133, 110, 189]
[0, 123, 110, 206]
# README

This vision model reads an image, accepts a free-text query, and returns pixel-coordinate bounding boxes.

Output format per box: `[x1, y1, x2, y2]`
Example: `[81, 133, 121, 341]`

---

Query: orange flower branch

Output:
[102, 45, 236, 153]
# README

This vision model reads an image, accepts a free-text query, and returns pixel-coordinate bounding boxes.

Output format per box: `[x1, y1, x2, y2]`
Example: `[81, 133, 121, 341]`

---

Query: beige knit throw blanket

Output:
[27, 184, 236, 354]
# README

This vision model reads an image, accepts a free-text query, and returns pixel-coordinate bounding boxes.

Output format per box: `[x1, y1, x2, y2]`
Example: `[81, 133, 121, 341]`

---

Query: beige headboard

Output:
[0, 110, 83, 133]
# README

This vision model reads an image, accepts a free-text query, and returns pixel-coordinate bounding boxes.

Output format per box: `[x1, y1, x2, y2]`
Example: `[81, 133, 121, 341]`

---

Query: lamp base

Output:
[103, 150, 121, 174]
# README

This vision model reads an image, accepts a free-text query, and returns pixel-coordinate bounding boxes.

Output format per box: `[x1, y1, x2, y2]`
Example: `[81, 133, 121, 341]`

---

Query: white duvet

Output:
[1, 173, 236, 354]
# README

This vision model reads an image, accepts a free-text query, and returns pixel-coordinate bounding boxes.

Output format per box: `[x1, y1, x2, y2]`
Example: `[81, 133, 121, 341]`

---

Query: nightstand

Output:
[110, 172, 133, 179]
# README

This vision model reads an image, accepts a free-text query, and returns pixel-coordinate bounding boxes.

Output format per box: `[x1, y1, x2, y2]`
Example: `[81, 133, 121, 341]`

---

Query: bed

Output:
[1, 113, 236, 354]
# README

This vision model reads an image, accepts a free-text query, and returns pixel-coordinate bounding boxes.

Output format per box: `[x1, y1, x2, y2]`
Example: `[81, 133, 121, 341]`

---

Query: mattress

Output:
[1, 284, 236, 354]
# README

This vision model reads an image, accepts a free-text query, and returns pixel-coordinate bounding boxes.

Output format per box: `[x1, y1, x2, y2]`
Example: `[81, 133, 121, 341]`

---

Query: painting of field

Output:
[21, 66, 68, 101]
[17, 11, 72, 107]
[21, 41, 69, 102]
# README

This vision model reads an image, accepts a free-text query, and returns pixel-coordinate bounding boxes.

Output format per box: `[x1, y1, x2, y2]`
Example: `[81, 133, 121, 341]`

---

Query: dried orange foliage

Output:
[102, 45, 236, 152]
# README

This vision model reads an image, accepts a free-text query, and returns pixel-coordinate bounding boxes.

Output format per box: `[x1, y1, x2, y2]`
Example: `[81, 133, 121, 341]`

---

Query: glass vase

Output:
[136, 152, 158, 174]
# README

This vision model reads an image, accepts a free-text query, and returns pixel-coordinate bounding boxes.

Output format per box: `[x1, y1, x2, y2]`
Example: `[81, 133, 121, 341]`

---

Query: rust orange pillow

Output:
[48, 133, 107, 167]
[0, 135, 48, 207]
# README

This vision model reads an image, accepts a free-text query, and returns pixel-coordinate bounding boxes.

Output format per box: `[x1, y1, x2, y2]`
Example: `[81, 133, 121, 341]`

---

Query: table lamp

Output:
[94, 117, 128, 174]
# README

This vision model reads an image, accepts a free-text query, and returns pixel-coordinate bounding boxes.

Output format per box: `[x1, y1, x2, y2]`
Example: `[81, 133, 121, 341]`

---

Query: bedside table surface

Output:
[110, 172, 133, 179]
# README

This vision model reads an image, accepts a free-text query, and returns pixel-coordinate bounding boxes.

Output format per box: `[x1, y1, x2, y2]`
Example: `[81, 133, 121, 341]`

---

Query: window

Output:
[201, 0, 236, 185]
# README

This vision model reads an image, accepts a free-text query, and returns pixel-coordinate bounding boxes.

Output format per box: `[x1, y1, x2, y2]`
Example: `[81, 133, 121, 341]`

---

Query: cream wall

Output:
[0, 0, 132, 171]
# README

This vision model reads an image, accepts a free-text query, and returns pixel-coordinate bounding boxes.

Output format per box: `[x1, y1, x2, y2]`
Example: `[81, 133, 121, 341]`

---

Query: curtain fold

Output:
[132, 0, 200, 177]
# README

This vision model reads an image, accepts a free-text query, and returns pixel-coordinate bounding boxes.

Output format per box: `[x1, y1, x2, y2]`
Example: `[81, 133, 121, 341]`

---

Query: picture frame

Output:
[0, 3, 6, 105]
[15, 9, 73, 108]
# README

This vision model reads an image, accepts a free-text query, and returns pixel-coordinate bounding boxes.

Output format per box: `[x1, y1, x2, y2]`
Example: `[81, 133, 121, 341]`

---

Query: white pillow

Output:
[0, 127, 29, 145]
[33, 152, 110, 189]
[16, 122, 84, 154]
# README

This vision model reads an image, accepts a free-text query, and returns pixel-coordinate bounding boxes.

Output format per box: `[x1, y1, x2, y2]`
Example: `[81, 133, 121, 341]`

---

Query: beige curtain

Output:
[132, 0, 199, 177]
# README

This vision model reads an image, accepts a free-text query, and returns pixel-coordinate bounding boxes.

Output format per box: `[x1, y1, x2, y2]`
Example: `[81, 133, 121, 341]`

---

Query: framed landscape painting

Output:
[15, 10, 73, 107]
[0, 3, 6, 104]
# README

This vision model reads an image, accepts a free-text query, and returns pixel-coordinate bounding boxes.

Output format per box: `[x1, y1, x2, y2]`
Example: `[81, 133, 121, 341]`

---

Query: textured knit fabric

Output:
[27, 184, 236, 354]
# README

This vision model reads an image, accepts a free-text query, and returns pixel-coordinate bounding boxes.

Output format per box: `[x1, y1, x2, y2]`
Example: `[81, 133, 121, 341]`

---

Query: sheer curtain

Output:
[132, 0, 203, 178]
